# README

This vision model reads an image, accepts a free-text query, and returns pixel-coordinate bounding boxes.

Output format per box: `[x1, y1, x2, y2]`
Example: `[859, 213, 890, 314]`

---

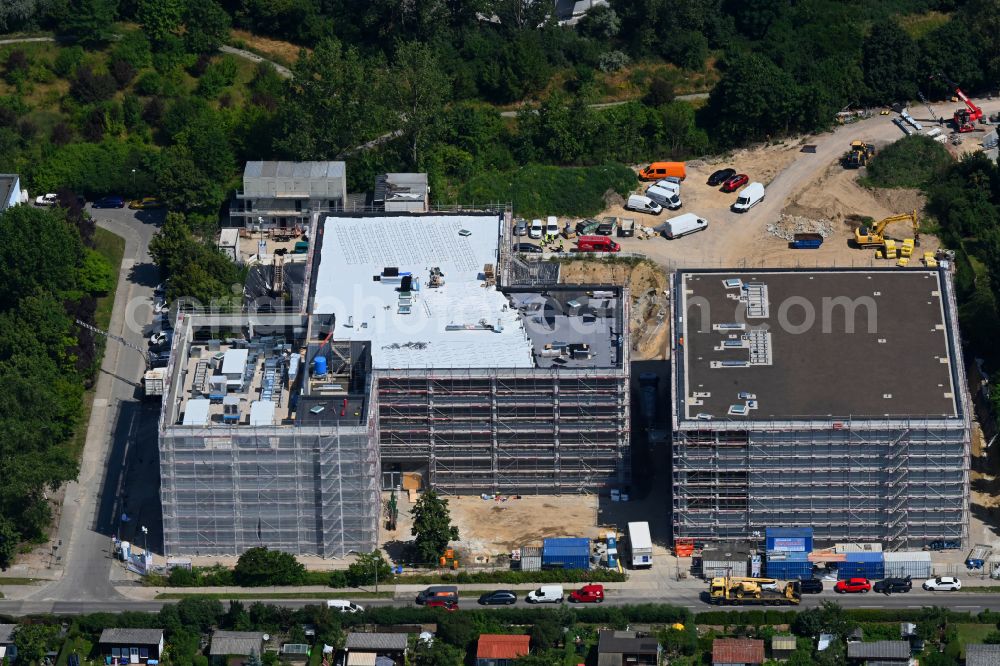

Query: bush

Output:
[461, 163, 637, 218]
[110, 59, 138, 88]
[598, 50, 630, 73]
[233, 547, 306, 586]
[4, 49, 29, 85]
[865, 135, 954, 188]
[195, 57, 239, 99]
[54, 46, 85, 78]
[134, 71, 163, 96]
[112, 31, 153, 70]
[70, 66, 116, 104]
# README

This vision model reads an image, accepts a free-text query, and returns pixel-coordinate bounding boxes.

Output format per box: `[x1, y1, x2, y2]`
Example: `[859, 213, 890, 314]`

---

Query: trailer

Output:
[627, 521, 653, 568]
[708, 577, 801, 606]
[143, 369, 166, 398]
[967, 544, 992, 570]
[790, 233, 824, 249]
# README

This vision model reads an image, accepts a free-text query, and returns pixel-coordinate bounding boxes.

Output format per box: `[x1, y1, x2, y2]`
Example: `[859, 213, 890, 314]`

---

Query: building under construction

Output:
[671, 268, 970, 549]
[158, 210, 630, 556]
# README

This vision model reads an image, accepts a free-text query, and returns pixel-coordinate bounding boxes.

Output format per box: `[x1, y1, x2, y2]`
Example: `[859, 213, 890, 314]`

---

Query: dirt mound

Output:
[783, 163, 927, 224]
[603, 188, 625, 208]
[767, 214, 835, 241]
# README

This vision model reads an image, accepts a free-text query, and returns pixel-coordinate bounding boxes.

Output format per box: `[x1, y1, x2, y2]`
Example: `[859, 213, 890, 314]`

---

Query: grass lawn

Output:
[956, 623, 996, 656]
[68, 226, 125, 462]
[56, 635, 94, 666]
[0, 577, 48, 585]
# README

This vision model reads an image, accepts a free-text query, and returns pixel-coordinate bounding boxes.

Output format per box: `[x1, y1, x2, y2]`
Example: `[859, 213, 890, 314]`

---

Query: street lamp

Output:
[131, 169, 137, 197]
[141, 525, 148, 554]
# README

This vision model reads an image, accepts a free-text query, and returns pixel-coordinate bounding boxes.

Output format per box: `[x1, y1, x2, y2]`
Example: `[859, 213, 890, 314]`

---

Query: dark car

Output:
[799, 578, 824, 594]
[721, 173, 750, 192]
[873, 576, 912, 594]
[149, 351, 171, 368]
[514, 242, 542, 253]
[93, 195, 125, 208]
[478, 590, 517, 606]
[707, 168, 736, 186]
[927, 539, 961, 551]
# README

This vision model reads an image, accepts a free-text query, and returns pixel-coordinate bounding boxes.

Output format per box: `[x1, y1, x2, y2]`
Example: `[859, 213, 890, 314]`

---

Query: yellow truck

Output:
[708, 577, 802, 606]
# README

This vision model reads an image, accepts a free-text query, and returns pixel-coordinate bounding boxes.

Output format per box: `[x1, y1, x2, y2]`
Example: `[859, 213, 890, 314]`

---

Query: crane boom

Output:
[76, 318, 152, 369]
[934, 72, 983, 130]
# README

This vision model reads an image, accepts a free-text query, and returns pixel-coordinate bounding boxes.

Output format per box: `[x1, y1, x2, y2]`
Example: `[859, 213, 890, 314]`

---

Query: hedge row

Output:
[695, 607, 1000, 626]
[344, 603, 691, 627]
[394, 569, 629, 585]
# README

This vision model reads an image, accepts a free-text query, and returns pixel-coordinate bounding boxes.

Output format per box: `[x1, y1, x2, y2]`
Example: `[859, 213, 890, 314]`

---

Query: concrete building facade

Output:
[671, 268, 971, 548]
[229, 161, 347, 230]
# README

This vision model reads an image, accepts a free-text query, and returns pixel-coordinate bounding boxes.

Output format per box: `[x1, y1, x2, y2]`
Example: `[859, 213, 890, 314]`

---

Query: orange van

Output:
[639, 161, 686, 181]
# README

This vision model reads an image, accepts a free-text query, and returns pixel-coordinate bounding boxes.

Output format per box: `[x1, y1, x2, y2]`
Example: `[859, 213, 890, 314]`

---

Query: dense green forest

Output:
[0, 203, 115, 568]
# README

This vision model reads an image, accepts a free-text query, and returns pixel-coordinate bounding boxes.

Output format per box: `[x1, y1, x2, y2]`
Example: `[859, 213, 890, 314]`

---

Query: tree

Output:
[345, 550, 393, 587]
[176, 597, 225, 632]
[61, 0, 119, 47]
[862, 20, 918, 105]
[137, 0, 184, 45]
[411, 639, 463, 666]
[234, 547, 306, 586]
[410, 490, 459, 563]
[184, 0, 231, 54]
[278, 38, 390, 160]
[13, 624, 58, 665]
[529, 616, 561, 650]
[436, 612, 477, 649]
[705, 52, 801, 147]
[0, 515, 18, 569]
[70, 65, 117, 104]
[390, 42, 450, 169]
[224, 600, 252, 631]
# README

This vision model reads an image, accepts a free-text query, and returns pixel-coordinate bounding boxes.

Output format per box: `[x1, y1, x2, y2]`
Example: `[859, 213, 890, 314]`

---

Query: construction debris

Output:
[767, 214, 835, 242]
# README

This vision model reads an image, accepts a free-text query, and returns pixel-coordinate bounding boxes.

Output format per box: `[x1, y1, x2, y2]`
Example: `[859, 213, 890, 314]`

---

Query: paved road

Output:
[23, 205, 164, 604]
[3, 588, 1000, 616]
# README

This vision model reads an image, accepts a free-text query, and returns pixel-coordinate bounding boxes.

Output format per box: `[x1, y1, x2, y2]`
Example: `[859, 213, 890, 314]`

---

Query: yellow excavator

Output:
[854, 210, 919, 250]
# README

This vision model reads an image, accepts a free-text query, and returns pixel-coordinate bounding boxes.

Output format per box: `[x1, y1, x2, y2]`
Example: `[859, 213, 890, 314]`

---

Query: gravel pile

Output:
[767, 214, 835, 241]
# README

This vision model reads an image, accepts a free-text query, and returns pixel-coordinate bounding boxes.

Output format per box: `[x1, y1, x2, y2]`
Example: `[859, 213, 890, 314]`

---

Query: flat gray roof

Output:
[244, 161, 345, 180]
[675, 269, 959, 421]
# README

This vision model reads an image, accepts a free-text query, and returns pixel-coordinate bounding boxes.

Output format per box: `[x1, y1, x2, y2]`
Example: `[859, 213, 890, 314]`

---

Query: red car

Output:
[425, 599, 459, 611]
[834, 578, 871, 593]
[569, 584, 605, 603]
[721, 173, 749, 192]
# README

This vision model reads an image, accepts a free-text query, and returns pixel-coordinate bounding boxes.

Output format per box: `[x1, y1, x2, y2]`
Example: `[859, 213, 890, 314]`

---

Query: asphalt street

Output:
[3, 588, 1000, 616]
[23, 204, 164, 605]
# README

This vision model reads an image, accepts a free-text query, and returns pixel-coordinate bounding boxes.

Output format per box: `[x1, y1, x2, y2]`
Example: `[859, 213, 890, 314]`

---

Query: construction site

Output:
[670, 268, 972, 548]
[157, 210, 631, 557]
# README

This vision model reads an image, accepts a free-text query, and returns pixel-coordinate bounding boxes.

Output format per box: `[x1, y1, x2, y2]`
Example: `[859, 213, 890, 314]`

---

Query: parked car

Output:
[93, 195, 126, 209]
[545, 216, 560, 237]
[150, 330, 172, 347]
[923, 576, 962, 591]
[731, 182, 765, 213]
[478, 590, 517, 606]
[834, 578, 871, 593]
[873, 577, 912, 594]
[569, 584, 605, 603]
[425, 599, 459, 611]
[625, 194, 662, 215]
[707, 168, 736, 186]
[721, 173, 750, 192]
[799, 578, 824, 594]
[529, 219, 543, 239]
[526, 585, 564, 604]
[416, 585, 458, 605]
[149, 351, 171, 368]
[514, 219, 528, 236]
[514, 242, 543, 253]
[34, 193, 58, 206]
[129, 196, 166, 210]
[927, 540, 961, 551]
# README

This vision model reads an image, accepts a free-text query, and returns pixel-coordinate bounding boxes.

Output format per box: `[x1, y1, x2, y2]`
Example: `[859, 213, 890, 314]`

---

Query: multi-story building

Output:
[228, 161, 347, 231]
[158, 209, 630, 556]
[670, 268, 970, 548]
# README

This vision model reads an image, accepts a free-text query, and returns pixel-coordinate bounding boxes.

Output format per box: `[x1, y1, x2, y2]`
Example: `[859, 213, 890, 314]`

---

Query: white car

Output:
[545, 216, 559, 237]
[153, 299, 169, 314]
[529, 219, 543, 239]
[34, 193, 58, 206]
[150, 330, 173, 347]
[923, 576, 962, 591]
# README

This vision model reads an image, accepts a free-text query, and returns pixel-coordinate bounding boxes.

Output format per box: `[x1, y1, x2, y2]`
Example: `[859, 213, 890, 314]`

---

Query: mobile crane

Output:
[708, 577, 802, 606]
[935, 73, 983, 132]
[854, 210, 919, 249]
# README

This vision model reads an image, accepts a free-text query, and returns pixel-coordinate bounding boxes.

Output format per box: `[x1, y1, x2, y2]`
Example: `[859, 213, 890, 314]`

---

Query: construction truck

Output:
[709, 577, 801, 606]
[843, 140, 875, 168]
[935, 73, 983, 132]
[854, 210, 919, 249]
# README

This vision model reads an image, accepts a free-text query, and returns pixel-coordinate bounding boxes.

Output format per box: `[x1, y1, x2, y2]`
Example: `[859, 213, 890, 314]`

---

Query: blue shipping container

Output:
[838, 552, 884, 579]
[542, 537, 591, 570]
[765, 527, 814, 553]
[765, 551, 812, 580]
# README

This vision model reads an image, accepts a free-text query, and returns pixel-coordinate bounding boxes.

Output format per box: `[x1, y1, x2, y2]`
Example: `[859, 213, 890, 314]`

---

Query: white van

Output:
[646, 184, 681, 210]
[326, 599, 364, 613]
[659, 213, 708, 239]
[625, 194, 662, 215]
[529, 219, 543, 239]
[545, 216, 560, 237]
[526, 584, 564, 604]
[731, 182, 765, 213]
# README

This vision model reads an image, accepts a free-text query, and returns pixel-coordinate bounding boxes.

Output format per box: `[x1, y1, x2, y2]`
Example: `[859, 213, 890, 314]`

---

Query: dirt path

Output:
[219, 44, 292, 79]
